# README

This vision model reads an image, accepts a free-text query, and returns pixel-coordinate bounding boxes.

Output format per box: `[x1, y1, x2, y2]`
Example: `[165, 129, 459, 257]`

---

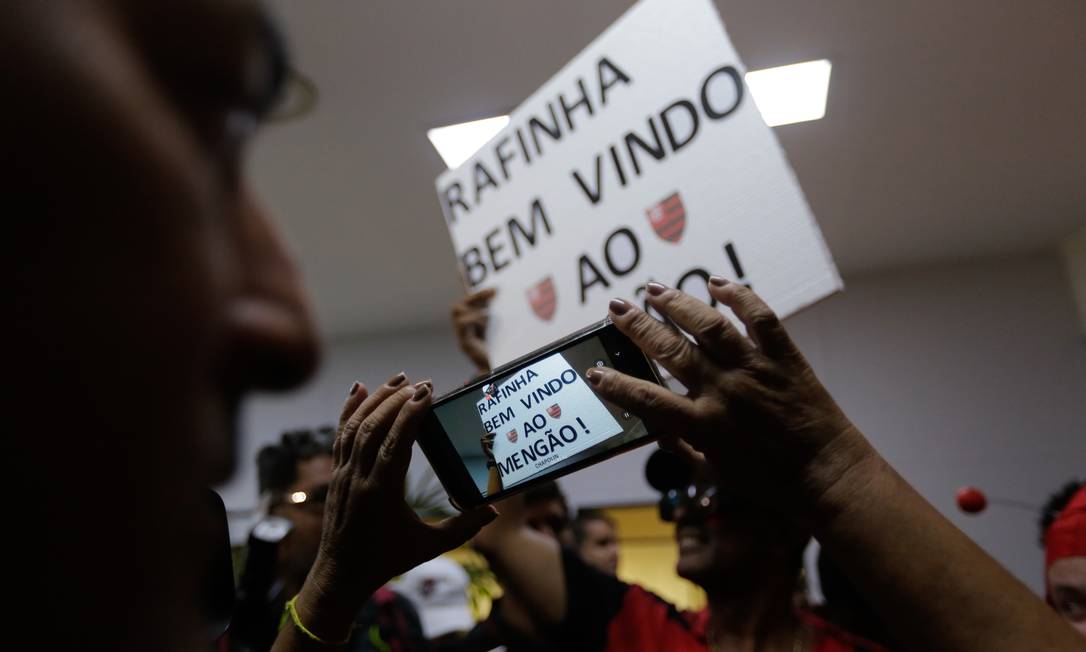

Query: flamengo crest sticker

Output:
[647, 192, 686, 243]
[527, 276, 557, 321]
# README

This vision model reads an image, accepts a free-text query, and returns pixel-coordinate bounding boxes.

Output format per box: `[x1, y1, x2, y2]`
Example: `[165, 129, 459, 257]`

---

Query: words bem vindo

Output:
[478, 367, 593, 477]
[440, 56, 748, 304]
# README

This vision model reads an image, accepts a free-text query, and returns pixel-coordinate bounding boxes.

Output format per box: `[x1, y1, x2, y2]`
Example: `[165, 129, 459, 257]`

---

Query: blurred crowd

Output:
[5, 2, 1083, 652]
[227, 286, 1084, 652]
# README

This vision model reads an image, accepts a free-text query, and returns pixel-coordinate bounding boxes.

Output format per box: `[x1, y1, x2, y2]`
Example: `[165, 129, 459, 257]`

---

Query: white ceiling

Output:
[252, 0, 1086, 339]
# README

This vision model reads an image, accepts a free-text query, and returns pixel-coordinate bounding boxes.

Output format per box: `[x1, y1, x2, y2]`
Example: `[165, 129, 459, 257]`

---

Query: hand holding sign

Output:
[480, 429, 497, 464]
[435, 0, 841, 368]
[585, 279, 873, 514]
[452, 288, 497, 374]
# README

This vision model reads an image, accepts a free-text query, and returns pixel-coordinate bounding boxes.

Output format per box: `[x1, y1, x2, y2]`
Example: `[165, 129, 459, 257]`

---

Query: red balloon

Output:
[957, 486, 988, 514]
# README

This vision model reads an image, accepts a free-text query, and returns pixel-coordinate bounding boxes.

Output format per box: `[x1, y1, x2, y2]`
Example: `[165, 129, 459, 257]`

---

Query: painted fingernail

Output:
[585, 368, 604, 385]
[388, 371, 407, 387]
[414, 379, 432, 390]
[709, 275, 729, 287]
[609, 298, 631, 315]
[348, 381, 361, 396]
[646, 282, 667, 296]
[412, 383, 431, 402]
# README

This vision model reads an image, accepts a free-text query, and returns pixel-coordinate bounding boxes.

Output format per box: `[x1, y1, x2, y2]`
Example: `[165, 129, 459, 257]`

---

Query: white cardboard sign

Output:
[435, 0, 842, 366]
[476, 352, 623, 487]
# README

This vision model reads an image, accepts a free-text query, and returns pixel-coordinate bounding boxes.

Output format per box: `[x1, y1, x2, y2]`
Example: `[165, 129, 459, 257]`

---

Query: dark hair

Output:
[1039, 480, 1084, 546]
[256, 427, 334, 495]
[523, 481, 568, 513]
[572, 509, 615, 545]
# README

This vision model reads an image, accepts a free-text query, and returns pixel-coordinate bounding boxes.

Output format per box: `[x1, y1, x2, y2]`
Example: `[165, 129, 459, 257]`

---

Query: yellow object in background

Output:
[444, 503, 706, 621]
[603, 504, 707, 612]
[443, 546, 501, 620]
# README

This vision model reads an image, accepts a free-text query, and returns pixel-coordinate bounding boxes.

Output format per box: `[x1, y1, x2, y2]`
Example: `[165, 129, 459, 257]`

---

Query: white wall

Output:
[219, 252, 1085, 594]
[797, 253, 1084, 596]
[218, 324, 473, 521]
[1063, 227, 1086, 335]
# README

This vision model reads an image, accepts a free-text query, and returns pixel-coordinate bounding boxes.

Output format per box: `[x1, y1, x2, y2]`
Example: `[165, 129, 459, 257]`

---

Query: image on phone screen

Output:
[432, 332, 651, 499]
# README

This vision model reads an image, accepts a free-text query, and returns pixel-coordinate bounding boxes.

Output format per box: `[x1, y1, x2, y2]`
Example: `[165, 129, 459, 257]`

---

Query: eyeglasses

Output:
[658, 484, 718, 522]
[282, 484, 329, 509]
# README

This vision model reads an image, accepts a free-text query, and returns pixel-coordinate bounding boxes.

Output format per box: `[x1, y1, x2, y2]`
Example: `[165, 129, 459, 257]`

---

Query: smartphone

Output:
[419, 319, 664, 509]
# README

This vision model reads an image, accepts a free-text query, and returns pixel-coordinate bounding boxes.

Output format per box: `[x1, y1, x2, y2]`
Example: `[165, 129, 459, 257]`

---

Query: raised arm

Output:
[586, 280, 1085, 652]
[271, 376, 496, 651]
[479, 430, 505, 495]
[452, 287, 497, 376]
[472, 495, 568, 626]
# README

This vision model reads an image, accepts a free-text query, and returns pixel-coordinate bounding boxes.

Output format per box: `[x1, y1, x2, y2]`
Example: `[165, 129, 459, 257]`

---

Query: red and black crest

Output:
[527, 276, 557, 321]
[646, 192, 686, 243]
[547, 404, 562, 419]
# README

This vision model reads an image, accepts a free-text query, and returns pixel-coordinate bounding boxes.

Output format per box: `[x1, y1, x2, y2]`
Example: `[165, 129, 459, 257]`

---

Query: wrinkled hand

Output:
[586, 279, 870, 510]
[296, 373, 496, 640]
[451, 288, 496, 374]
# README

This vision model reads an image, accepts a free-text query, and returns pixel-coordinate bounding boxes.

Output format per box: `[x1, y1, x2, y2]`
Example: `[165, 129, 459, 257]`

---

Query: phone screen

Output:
[432, 331, 651, 499]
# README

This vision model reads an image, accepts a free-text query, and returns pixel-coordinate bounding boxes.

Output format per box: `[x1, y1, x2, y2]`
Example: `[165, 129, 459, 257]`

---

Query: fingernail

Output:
[646, 282, 667, 296]
[387, 371, 407, 387]
[412, 383, 431, 402]
[609, 298, 631, 316]
[414, 379, 432, 390]
[348, 381, 361, 396]
[585, 368, 604, 385]
[708, 275, 729, 287]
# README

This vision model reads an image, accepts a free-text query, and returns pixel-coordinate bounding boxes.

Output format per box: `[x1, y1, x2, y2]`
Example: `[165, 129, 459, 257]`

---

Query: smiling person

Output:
[5, 2, 492, 650]
[476, 454, 874, 652]
[473, 281, 1085, 651]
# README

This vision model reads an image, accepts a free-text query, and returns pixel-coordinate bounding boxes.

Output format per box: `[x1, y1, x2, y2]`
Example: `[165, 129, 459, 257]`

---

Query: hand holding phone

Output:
[419, 319, 664, 509]
[292, 377, 495, 644]
[588, 287, 861, 511]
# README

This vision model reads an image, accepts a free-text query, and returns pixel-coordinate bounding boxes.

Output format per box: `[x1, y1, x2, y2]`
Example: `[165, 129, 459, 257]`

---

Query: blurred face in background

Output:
[1048, 558, 1086, 637]
[525, 499, 576, 547]
[6, 1, 318, 648]
[274, 454, 334, 587]
[673, 481, 739, 585]
[670, 474, 803, 592]
[578, 517, 620, 575]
